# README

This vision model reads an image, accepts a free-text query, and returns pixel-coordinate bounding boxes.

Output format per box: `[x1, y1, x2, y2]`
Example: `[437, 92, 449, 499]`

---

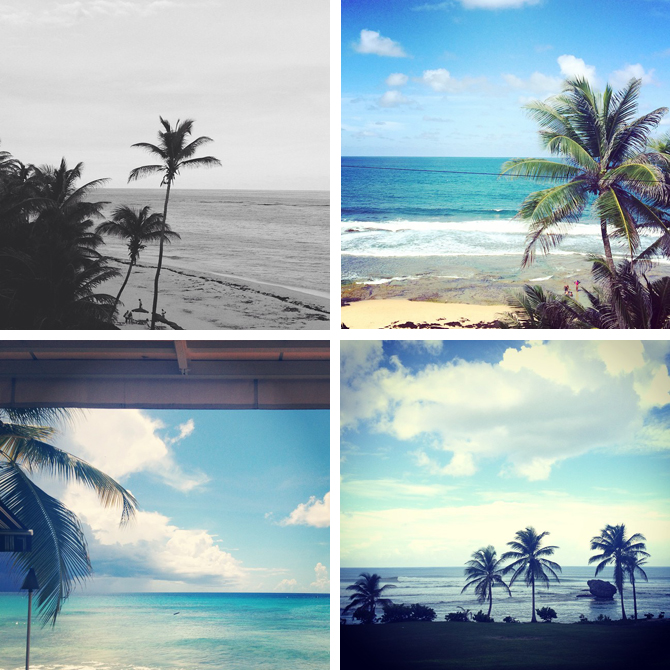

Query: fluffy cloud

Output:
[610, 63, 655, 88]
[274, 578, 298, 592]
[280, 492, 330, 528]
[59, 409, 209, 492]
[341, 341, 670, 480]
[378, 90, 412, 107]
[341, 490, 670, 566]
[63, 486, 245, 586]
[502, 71, 561, 94]
[386, 73, 409, 87]
[414, 0, 540, 8]
[419, 69, 485, 93]
[310, 563, 329, 590]
[557, 54, 597, 83]
[354, 29, 408, 58]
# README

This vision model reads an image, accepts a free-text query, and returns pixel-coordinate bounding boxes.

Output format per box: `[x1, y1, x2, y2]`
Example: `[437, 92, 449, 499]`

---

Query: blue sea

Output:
[340, 567, 670, 624]
[0, 592, 329, 670]
[97, 188, 329, 298]
[341, 157, 662, 288]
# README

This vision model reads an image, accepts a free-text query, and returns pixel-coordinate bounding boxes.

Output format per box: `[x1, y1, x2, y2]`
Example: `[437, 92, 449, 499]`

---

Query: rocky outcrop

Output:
[588, 579, 617, 599]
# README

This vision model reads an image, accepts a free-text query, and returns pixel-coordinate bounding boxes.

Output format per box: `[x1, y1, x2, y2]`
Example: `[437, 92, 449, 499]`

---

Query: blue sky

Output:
[342, 0, 670, 156]
[2, 409, 329, 594]
[341, 340, 670, 567]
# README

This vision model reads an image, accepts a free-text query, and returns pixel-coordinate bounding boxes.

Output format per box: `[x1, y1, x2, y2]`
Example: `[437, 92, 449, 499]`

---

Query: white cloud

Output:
[398, 340, 443, 355]
[378, 90, 412, 107]
[280, 492, 330, 528]
[310, 563, 329, 590]
[386, 73, 409, 87]
[61, 409, 208, 492]
[274, 578, 298, 592]
[354, 29, 408, 58]
[419, 68, 485, 93]
[459, 0, 540, 7]
[341, 341, 670, 480]
[557, 54, 597, 83]
[610, 63, 655, 88]
[502, 71, 562, 94]
[342, 478, 458, 500]
[63, 485, 245, 586]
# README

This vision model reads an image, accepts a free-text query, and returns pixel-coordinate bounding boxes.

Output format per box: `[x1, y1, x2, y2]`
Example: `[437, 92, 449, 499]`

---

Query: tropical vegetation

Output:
[460, 545, 511, 617]
[623, 554, 648, 621]
[128, 118, 221, 329]
[501, 527, 562, 623]
[381, 603, 436, 623]
[589, 524, 649, 620]
[342, 572, 396, 624]
[96, 205, 180, 316]
[0, 408, 137, 625]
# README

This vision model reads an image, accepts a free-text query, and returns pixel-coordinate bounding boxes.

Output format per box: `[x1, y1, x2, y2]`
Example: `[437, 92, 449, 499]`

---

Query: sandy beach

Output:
[109, 258, 329, 330]
[341, 298, 507, 329]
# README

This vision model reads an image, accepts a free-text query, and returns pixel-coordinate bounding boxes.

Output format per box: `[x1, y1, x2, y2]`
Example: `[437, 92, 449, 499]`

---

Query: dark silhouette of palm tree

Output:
[624, 554, 648, 621]
[128, 118, 221, 329]
[501, 527, 562, 622]
[0, 408, 137, 624]
[342, 572, 395, 624]
[589, 523, 648, 620]
[502, 78, 670, 294]
[461, 545, 512, 617]
[96, 205, 180, 319]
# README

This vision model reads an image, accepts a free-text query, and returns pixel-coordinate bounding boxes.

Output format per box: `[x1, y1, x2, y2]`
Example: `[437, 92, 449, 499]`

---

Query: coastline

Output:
[108, 258, 329, 330]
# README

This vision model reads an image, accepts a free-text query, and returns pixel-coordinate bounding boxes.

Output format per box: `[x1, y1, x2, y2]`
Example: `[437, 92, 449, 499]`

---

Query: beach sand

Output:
[341, 298, 507, 329]
[109, 259, 329, 330]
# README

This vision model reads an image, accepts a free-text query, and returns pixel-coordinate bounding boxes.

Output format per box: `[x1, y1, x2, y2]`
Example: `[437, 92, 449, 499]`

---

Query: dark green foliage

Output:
[596, 614, 612, 623]
[502, 615, 520, 624]
[461, 545, 511, 618]
[342, 572, 396, 624]
[536, 606, 557, 623]
[445, 607, 472, 622]
[644, 613, 654, 619]
[0, 150, 119, 329]
[381, 603, 437, 623]
[578, 614, 589, 623]
[473, 610, 494, 623]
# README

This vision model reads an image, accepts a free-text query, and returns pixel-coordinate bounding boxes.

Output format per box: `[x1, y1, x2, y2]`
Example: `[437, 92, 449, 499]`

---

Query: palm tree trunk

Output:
[487, 583, 492, 618]
[617, 568, 626, 620]
[600, 217, 616, 275]
[531, 576, 536, 623]
[151, 181, 171, 330]
[112, 260, 134, 319]
[632, 577, 637, 620]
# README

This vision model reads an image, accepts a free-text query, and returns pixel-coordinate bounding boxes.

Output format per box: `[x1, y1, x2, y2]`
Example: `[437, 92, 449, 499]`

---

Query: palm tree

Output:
[501, 527, 562, 622]
[0, 408, 137, 624]
[461, 545, 512, 617]
[342, 572, 395, 624]
[623, 554, 648, 621]
[589, 523, 648, 620]
[128, 118, 221, 329]
[501, 78, 670, 279]
[96, 205, 180, 319]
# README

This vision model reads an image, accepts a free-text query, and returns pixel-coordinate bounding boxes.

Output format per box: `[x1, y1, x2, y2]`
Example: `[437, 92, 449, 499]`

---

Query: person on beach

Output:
[564, 285, 570, 295]
[574, 280, 580, 293]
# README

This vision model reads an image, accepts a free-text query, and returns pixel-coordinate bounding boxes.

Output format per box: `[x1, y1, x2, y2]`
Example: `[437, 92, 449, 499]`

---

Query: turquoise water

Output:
[341, 567, 670, 624]
[97, 188, 329, 296]
[341, 157, 661, 284]
[0, 593, 329, 670]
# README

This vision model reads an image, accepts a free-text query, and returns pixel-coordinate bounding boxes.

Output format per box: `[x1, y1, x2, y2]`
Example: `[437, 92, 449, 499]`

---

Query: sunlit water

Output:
[0, 592, 329, 670]
[340, 566, 670, 624]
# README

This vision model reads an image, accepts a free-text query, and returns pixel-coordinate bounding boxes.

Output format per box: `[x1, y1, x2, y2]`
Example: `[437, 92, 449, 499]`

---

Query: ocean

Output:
[341, 157, 662, 288]
[0, 592, 329, 670]
[340, 567, 670, 624]
[96, 188, 329, 298]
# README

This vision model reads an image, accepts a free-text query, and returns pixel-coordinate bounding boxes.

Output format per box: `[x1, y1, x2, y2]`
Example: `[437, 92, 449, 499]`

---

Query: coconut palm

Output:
[501, 527, 562, 623]
[342, 572, 395, 624]
[623, 554, 649, 621]
[0, 408, 137, 625]
[96, 205, 180, 319]
[128, 118, 221, 329]
[461, 545, 512, 617]
[501, 78, 670, 278]
[589, 523, 648, 620]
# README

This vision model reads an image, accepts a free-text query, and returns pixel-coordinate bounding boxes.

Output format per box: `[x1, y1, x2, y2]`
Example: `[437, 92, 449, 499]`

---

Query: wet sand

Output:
[109, 259, 329, 330]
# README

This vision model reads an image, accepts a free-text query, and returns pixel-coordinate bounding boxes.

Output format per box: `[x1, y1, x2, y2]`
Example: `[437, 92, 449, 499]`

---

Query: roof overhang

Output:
[0, 341, 329, 410]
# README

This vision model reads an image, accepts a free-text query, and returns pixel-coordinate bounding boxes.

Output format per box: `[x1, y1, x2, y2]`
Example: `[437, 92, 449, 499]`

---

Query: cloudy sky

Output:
[0, 0, 329, 190]
[3, 409, 329, 594]
[341, 340, 670, 567]
[342, 0, 670, 156]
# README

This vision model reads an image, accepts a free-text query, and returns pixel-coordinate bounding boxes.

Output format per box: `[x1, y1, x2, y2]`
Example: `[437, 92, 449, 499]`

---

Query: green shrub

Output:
[536, 607, 557, 623]
[644, 613, 654, 620]
[445, 608, 471, 622]
[381, 603, 436, 623]
[578, 614, 589, 624]
[596, 614, 612, 623]
[502, 616, 520, 624]
[473, 610, 494, 623]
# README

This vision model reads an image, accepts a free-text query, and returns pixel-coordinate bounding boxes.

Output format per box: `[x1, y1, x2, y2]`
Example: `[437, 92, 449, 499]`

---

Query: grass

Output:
[340, 620, 668, 669]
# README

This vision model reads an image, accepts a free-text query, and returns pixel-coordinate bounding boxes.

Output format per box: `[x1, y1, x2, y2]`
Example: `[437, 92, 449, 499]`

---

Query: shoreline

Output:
[107, 258, 329, 330]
